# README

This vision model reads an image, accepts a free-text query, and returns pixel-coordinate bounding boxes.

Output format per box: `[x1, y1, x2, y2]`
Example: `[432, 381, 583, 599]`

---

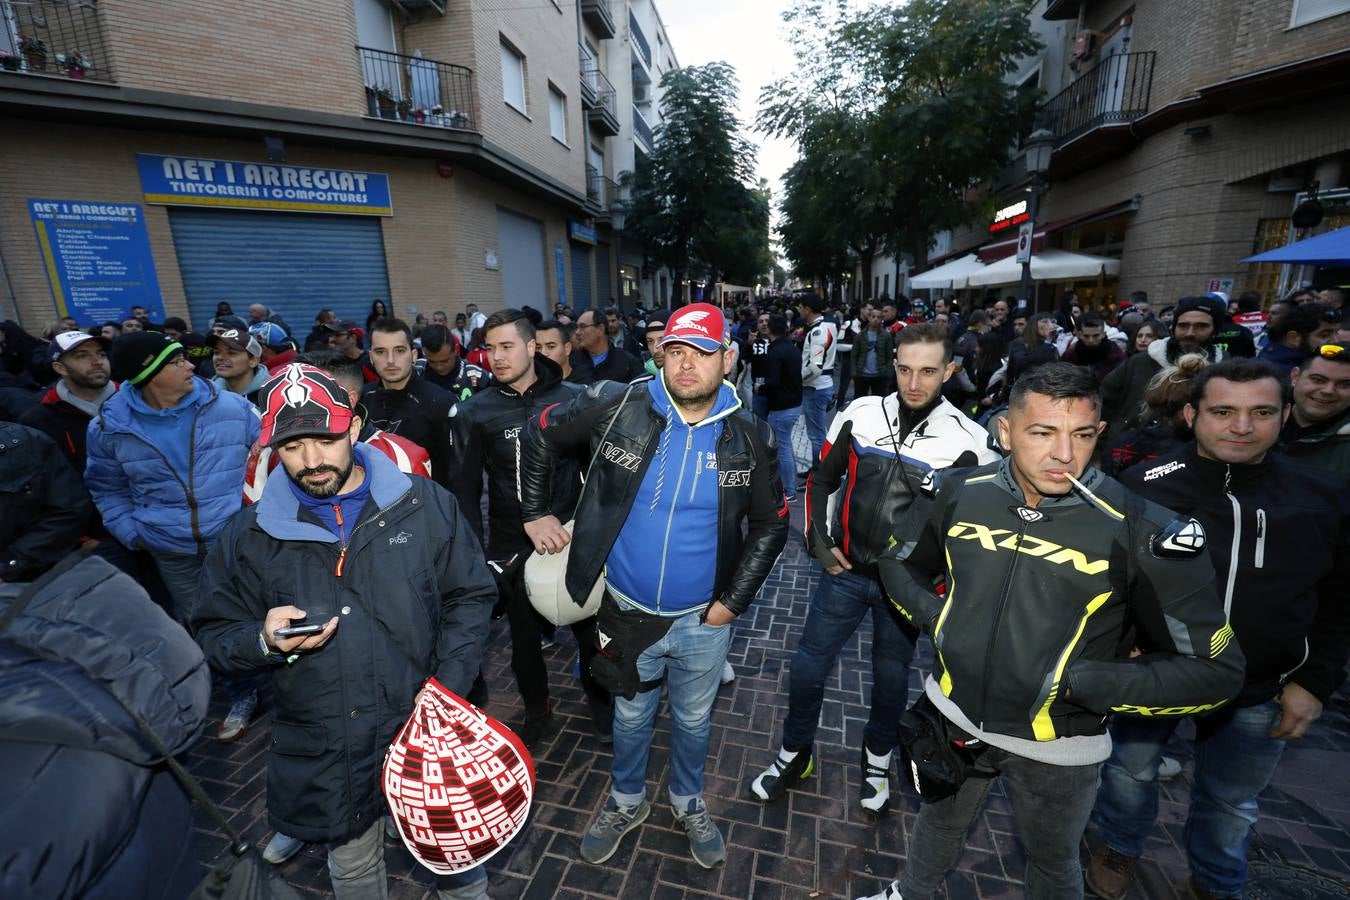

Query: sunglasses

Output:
[1319, 343, 1346, 359]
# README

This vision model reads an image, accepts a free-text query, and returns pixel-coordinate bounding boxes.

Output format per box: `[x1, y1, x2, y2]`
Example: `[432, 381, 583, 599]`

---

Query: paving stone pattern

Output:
[189, 502, 1350, 898]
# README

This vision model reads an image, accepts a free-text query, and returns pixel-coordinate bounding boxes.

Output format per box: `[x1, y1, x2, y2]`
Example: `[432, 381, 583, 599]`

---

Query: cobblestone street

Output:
[188, 503, 1350, 899]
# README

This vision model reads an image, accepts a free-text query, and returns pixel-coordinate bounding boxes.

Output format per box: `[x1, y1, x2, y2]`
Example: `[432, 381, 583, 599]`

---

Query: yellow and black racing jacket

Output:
[880, 458, 1245, 743]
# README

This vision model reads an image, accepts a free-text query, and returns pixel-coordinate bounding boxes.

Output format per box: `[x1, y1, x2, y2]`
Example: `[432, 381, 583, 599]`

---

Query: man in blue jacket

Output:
[520, 303, 789, 870]
[85, 330, 261, 738]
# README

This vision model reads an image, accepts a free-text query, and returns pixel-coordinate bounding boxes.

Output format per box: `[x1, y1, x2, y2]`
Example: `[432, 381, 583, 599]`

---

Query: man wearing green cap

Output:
[86, 329, 262, 737]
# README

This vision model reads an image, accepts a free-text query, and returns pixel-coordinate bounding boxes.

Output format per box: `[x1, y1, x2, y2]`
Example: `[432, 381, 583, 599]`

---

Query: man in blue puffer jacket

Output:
[85, 329, 261, 739]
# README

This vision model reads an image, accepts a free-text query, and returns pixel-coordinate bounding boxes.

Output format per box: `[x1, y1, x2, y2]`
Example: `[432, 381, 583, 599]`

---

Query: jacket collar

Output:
[495, 353, 564, 399]
[993, 456, 1114, 514]
[1294, 405, 1350, 444]
[1182, 441, 1272, 489]
[99, 377, 214, 432]
[1148, 336, 1223, 368]
[256, 442, 412, 542]
[649, 372, 741, 429]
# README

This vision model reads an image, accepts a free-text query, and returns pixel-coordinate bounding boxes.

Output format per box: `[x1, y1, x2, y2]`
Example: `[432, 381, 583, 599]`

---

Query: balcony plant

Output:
[19, 36, 47, 71]
[57, 51, 92, 79]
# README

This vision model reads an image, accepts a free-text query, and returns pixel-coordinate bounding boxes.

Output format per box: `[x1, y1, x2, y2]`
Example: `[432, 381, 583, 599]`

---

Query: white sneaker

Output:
[217, 690, 258, 742]
[855, 881, 903, 900]
[720, 661, 736, 685]
[1158, 755, 1183, 780]
[262, 831, 305, 864]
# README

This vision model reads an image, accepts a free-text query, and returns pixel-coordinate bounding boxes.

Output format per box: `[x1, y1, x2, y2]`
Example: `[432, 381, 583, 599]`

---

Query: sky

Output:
[658, 0, 801, 215]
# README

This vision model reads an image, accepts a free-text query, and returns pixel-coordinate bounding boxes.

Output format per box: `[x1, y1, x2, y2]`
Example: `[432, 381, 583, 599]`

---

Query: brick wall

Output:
[99, 0, 365, 116]
[0, 122, 576, 328]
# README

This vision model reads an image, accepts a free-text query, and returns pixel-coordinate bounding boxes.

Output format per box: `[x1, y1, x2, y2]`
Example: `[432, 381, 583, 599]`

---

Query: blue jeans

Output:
[802, 383, 835, 464]
[150, 547, 208, 625]
[752, 394, 769, 421]
[1094, 702, 1286, 897]
[782, 569, 916, 753]
[610, 607, 731, 810]
[766, 407, 801, 496]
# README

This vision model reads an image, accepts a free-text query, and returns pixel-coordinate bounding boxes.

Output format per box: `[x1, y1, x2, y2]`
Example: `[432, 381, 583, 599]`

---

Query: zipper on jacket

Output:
[654, 428, 695, 613]
[1254, 508, 1266, 569]
[333, 504, 348, 577]
[1279, 637, 1310, 684]
[978, 517, 1028, 729]
[1222, 466, 1242, 617]
[332, 489, 413, 577]
[185, 403, 206, 545]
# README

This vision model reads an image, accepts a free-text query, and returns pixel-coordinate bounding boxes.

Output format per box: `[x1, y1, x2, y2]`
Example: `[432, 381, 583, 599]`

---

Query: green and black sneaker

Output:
[748, 746, 814, 802]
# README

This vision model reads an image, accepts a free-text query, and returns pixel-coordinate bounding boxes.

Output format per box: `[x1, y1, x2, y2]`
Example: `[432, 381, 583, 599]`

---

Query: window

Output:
[500, 39, 526, 113]
[548, 85, 568, 144]
[1290, 0, 1350, 27]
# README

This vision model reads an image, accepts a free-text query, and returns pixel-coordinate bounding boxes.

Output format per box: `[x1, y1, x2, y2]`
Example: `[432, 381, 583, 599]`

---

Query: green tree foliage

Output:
[626, 62, 772, 296]
[762, 0, 1041, 274]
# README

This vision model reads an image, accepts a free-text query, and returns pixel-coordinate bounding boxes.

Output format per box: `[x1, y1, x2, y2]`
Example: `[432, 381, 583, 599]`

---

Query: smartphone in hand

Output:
[275, 623, 326, 638]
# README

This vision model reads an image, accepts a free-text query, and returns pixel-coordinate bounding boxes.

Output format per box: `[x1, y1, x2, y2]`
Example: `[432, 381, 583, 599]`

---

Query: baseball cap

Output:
[324, 320, 360, 334]
[207, 328, 263, 357]
[658, 303, 728, 353]
[49, 330, 109, 364]
[249, 321, 290, 349]
[211, 314, 250, 333]
[110, 331, 185, 385]
[258, 364, 354, 446]
[383, 677, 535, 875]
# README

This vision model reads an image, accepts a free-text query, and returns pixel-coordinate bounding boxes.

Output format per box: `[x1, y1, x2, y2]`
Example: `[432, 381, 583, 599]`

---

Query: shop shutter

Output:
[496, 208, 547, 309]
[168, 209, 391, 335]
[570, 245, 592, 312]
[594, 242, 611, 308]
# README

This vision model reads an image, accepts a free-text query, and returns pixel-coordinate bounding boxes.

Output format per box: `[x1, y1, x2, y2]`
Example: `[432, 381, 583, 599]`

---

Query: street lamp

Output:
[1019, 128, 1056, 311]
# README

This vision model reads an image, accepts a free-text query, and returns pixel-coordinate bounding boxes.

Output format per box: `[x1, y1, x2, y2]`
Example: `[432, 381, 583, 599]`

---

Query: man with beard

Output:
[749, 323, 1000, 816]
[360, 318, 453, 488]
[193, 364, 496, 900]
[1101, 296, 1227, 445]
[519, 303, 788, 869]
[416, 324, 488, 401]
[749, 311, 773, 418]
[1060, 312, 1126, 379]
[21, 331, 115, 472]
[447, 309, 609, 748]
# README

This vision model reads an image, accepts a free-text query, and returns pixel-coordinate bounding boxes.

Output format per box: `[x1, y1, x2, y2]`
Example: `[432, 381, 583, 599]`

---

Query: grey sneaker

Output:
[1158, 755, 1183, 780]
[721, 660, 736, 685]
[217, 690, 258, 742]
[261, 831, 304, 864]
[674, 798, 726, 868]
[579, 797, 651, 864]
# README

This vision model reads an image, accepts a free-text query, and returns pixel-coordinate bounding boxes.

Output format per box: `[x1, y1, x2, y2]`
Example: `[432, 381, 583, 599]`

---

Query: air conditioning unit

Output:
[1072, 31, 1104, 61]
[633, 84, 650, 104]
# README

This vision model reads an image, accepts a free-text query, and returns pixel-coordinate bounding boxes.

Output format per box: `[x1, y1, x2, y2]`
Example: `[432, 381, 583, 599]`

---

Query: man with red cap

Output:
[519, 303, 789, 870]
[192, 363, 498, 900]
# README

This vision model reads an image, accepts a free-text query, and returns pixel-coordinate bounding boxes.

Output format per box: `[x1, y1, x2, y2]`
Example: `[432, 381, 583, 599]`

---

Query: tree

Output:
[625, 62, 772, 301]
[762, 0, 1041, 274]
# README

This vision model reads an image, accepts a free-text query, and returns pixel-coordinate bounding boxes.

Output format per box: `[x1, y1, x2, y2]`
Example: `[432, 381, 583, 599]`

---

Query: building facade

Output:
[919, 0, 1350, 310]
[0, 0, 676, 332]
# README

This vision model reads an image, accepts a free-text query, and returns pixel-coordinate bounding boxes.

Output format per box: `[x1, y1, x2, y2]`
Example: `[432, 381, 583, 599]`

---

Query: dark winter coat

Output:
[0, 422, 92, 581]
[0, 555, 210, 900]
[191, 445, 497, 843]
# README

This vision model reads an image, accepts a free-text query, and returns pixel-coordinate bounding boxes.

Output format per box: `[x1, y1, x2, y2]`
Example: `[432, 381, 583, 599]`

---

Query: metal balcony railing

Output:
[628, 9, 651, 68]
[585, 166, 620, 214]
[1, 0, 114, 83]
[633, 106, 654, 149]
[1036, 51, 1155, 145]
[358, 46, 476, 131]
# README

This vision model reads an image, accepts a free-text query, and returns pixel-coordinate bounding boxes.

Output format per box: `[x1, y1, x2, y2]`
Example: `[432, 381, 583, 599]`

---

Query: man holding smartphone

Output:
[192, 364, 497, 900]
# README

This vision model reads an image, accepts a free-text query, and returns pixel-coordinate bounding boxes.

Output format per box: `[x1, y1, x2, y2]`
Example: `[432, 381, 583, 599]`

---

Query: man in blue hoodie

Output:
[86, 329, 260, 739]
[520, 303, 789, 870]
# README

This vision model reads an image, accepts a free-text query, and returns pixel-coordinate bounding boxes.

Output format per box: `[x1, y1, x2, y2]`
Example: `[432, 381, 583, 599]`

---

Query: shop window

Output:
[500, 39, 527, 113]
[548, 84, 567, 144]
[1290, 0, 1350, 28]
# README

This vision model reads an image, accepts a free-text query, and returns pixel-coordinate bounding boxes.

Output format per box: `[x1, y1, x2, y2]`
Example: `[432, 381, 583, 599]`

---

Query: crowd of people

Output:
[0, 281, 1347, 900]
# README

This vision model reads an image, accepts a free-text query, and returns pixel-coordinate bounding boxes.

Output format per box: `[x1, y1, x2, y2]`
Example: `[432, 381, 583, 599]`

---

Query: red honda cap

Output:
[383, 678, 536, 875]
[658, 302, 728, 352]
[258, 364, 354, 447]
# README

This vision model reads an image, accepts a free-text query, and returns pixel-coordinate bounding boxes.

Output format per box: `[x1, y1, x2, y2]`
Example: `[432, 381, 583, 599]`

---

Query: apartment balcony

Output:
[1, 0, 115, 84]
[391, 0, 447, 14]
[1038, 51, 1155, 146]
[585, 166, 620, 220]
[358, 46, 476, 131]
[633, 105, 654, 152]
[581, 0, 617, 40]
[582, 61, 620, 136]
[629, 9, 652, 84]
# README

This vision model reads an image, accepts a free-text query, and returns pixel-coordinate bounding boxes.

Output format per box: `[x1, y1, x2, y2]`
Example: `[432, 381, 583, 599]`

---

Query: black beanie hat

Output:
[111, 330, 184, 385]
[1174, 295, 1221, 323]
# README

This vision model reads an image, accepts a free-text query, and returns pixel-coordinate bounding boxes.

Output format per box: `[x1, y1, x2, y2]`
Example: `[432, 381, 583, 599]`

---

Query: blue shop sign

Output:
[29, 199, 165, 326]
[137, 154, 393, 216]
[568, 221, 597, 245]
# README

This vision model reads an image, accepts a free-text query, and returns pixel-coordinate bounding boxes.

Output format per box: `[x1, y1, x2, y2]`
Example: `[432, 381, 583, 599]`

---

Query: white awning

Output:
[909, 254, 984, 290]
[966, 249, 1120, 287]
